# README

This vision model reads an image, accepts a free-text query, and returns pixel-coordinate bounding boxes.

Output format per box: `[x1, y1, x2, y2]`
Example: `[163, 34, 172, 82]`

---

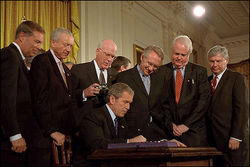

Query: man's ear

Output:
[50, 39, 56, 48]
[18, 32, 26, 43]
[225, 57, 229, 64]
[140, 53, 144, 62]
[109, 95, 116, 105]
[119, 65, 125, 72]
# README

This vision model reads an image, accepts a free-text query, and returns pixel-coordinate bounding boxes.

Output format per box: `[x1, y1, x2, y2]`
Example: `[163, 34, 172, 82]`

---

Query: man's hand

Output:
[11, 137, 27, 153]
[169, 139, 187, 147]
[228, 138, 240, 150]
[128, 135, 147, 143]
[177, 124, 189, 133]
[50, 132, 65, 146]
[173, 123, 182, 136]
[83, 83, 100, 97]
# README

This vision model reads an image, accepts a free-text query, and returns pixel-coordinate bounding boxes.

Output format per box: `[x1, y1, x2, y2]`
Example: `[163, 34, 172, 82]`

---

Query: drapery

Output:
[1, 0, 79, 63]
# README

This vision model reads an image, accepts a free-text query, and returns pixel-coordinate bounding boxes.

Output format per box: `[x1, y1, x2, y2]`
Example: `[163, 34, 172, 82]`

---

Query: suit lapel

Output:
[178, 63, 192, 105]
[131, 66, 148, 97]
[104, 106, 117, 138]
[47, 51, 68, 91]
[10, 43, 29, 76]
[88, 61, 99, 84]
[211, 70, 229, 104]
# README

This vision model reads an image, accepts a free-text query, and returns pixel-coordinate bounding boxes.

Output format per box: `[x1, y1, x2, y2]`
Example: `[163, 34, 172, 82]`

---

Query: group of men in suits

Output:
[1, 21, 79, 167]
[1, 20, 249, 167]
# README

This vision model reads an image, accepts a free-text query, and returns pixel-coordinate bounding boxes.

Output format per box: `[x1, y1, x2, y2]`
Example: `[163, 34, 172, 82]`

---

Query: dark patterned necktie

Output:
[114, 118, 118, 136]
[58, 61, 68, 88]
[175, 69, 183, 104]
[211, 76, 217, 94]
[99, 70, 105, 85]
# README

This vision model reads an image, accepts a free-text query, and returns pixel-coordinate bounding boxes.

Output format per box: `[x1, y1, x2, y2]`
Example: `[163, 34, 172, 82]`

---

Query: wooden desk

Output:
[88, 147, 222, 167]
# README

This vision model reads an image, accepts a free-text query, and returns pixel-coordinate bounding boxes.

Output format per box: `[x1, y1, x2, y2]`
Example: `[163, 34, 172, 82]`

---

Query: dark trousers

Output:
[1, 149, 27, 167]
[27, 148, 52, 167]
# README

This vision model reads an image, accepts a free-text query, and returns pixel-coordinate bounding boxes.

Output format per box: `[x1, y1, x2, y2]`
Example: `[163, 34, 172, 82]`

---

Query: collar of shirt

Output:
[50, 48, 65, 73]
[12, 42, 25, 60]
[106, 104, 117, 127]
[94, 59, 107, 83]
[213, 68, 227, 85]
[136, 64, 150, 79]
[173, 65, 185, 81]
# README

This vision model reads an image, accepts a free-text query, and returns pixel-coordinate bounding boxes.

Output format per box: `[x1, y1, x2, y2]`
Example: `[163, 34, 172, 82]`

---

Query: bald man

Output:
[71, 39, 117, 165]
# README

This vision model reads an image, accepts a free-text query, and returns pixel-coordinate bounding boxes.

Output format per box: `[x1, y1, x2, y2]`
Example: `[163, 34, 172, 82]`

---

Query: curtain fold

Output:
[1, 1, 80, 63]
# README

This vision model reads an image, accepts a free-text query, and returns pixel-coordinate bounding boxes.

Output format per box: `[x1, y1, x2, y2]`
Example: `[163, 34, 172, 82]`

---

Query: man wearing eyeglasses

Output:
[71, 39, 117, 165]
[71, 39, 117, 110]
[115, 45, 173, 141]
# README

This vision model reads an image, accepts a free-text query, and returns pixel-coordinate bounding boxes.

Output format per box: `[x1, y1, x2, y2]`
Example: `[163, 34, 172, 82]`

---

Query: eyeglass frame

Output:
[98, 48, 116, 60]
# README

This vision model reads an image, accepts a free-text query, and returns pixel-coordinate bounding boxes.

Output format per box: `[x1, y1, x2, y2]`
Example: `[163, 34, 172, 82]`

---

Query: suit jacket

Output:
[160, 62, 210, 146]
[207, 69, 249, 165]
[0, 43, 39, 150]
[80, 105, 128, 152]
[71, 61, 115, 119]
[30, 50, 77, 148]
[115, 65, 172, 141]
[73, 105, 128, 167]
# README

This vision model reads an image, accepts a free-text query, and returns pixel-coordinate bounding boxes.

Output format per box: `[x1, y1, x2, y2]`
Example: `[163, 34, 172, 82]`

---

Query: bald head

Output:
[96, 39, 117, 70]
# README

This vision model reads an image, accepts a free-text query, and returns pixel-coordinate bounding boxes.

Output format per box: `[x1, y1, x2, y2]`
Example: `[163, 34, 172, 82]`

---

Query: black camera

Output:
[95, 84, 109, 106]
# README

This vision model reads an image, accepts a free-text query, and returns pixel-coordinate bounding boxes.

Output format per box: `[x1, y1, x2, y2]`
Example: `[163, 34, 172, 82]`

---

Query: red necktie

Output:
[211, 76, 217, 94]
[175, 69, 183, 104]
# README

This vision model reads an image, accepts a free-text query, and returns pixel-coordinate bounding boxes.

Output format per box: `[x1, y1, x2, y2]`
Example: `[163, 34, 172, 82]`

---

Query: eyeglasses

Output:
[146, 61, 159, 70]
[99, 48, 116, 59]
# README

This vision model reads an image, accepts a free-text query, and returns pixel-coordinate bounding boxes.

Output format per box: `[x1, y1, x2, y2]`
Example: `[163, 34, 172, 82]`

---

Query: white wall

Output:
[78, 1, 249, 70]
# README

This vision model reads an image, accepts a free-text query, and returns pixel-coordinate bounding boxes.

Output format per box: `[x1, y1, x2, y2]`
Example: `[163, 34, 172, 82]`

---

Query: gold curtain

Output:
[0, 0, 79, 63]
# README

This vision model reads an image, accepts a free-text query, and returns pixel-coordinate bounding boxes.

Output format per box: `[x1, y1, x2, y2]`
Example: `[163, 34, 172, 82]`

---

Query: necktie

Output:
[211, 76, 217, 94]
[114, 118, 118, 136]
[99, 70, 105, 85]
[58, 61, 68, 88]
[143, 75, 150, 95]
[175, 69, 183, 104]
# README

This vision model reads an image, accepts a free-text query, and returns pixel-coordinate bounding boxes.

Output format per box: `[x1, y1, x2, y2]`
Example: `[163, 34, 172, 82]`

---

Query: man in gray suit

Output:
[207, 45, 249, 166]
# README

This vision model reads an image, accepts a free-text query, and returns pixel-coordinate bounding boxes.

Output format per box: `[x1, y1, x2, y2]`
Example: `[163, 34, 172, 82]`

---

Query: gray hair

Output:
[207, 45, 229, 59]
[97, 39, 117, 50]
[143, 45, 164, 60]
[107, 83, 134, 100]
[15, 20, 45, 39]
[50, 27, 72, 42]
[172, 35, 193, 54]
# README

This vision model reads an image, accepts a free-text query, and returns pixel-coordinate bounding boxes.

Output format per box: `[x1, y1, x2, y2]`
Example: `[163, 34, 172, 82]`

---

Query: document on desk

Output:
[108, 141, 177, 149]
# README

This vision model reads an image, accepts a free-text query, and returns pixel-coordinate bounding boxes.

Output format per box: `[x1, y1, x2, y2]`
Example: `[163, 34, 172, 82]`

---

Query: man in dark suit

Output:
[29, 27, 77, 166]
[207, 45, 249, 166]
[159, 35, 210, 147]
[71, 39, 117, 110]
[115, 45, 172, 141]
[0, 21, 44, 167]
[78, 83, 145, 167]
[71, 40, 117, 165]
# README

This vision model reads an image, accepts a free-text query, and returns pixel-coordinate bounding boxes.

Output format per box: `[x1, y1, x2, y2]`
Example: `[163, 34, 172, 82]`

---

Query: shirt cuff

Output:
[127, 139, 129, 143]
[10, 134, 22, 142]
[230, 137, 242, 142]
[82, 91, 87, 101]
